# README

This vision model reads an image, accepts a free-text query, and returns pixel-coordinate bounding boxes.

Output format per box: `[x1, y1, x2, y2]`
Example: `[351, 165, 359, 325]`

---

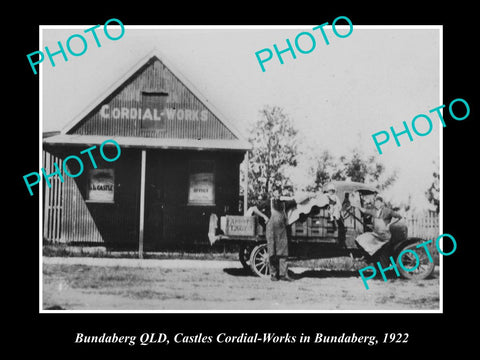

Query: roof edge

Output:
[43, 134, 251, 152]
[60, 48, 249, 144]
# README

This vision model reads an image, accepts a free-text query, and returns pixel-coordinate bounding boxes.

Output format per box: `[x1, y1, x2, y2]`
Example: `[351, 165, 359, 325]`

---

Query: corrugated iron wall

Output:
[71, 59, 237, 140]
[61, 175, 104, 244]
[43, 147, 242, 248]
[43, 54, 246, 248]
[144, 150, 243, 248]
[43, 150, 104, 244]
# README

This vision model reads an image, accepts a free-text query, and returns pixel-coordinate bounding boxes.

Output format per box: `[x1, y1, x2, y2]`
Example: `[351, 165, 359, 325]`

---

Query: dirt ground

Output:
[42, 256, 440, 311]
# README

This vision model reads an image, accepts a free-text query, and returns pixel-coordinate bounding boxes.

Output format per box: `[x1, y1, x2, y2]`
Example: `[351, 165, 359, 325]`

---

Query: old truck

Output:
[208, 181, 435, 280]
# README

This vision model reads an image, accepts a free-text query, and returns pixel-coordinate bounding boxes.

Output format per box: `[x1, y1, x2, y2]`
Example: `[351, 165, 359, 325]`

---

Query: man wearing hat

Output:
[355, 195, 402, 257]
[246, 190, 296, 281]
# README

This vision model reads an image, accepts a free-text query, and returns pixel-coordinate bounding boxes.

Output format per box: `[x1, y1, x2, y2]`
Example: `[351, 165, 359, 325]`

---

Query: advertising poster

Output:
[188, 172, 215, 205]
[87, 169, 115, 202]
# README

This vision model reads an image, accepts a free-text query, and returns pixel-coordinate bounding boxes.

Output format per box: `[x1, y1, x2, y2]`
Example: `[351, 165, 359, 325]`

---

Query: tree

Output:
[307, 147, 397, 191]
[246, 105, 299, 206]
[340, 149, 397, 190]
[305, 149, 338, 192]
[425, 161, 440, 214]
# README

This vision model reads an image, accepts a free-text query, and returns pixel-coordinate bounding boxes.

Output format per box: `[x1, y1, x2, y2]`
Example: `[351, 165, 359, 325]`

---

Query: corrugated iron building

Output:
[43, 51, 250, 251]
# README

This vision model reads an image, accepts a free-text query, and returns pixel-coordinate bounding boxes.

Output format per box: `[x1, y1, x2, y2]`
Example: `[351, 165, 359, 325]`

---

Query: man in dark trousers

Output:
[247, 191, 296, 281]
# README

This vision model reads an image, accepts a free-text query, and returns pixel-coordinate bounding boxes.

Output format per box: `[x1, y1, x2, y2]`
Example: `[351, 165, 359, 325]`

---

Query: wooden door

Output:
[145, 152, 165, 249]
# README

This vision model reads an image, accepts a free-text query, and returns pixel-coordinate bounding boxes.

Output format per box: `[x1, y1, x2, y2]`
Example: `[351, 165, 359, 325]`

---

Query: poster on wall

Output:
[188, 172, 215, 205]
[87, 169, 115, 202]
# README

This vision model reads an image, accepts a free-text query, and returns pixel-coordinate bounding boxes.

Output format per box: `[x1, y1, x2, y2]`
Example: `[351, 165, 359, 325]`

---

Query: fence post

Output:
[406, 211, 439, 241]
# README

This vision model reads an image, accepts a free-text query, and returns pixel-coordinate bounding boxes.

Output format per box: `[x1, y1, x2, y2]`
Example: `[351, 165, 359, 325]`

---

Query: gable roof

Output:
[57, 48, 250, 150]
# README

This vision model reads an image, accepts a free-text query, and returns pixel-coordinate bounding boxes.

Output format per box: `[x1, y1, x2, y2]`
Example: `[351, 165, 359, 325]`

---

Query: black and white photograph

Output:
[39, 25, 442, 312]
[14, 6, 476, 354]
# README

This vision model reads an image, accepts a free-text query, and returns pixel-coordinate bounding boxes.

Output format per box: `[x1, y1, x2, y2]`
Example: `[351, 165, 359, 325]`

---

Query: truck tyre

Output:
[249, 244, 270, 278]
[396, 241, 435, 280]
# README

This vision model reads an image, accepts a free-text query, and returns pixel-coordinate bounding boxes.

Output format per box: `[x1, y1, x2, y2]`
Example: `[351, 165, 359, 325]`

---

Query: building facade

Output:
[43, 51, 250, 251]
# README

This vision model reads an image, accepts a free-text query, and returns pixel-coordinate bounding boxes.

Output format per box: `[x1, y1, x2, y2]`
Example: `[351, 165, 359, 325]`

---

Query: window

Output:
[86, 169, 115, 203]
[188, 160, 215, 206]
[141, 91, 168, 130]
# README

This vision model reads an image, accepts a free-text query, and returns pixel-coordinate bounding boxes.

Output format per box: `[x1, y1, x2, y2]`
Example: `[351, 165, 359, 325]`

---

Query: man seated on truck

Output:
[246, 190, 296, 282]
[353, 195, 402, 258]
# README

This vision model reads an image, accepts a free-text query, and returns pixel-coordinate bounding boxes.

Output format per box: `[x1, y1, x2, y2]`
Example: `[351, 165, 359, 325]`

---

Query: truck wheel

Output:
[239, 245, 253, 270]
[249, 244, 270, 278]
[396, 241, 435, 280]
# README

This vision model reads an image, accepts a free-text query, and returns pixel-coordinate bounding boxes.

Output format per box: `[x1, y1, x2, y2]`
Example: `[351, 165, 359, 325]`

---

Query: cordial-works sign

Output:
[100, 105, 208, 122]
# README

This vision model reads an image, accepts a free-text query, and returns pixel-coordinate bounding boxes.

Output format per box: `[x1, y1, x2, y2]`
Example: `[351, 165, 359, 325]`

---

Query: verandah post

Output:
[139, 149, 146, 259]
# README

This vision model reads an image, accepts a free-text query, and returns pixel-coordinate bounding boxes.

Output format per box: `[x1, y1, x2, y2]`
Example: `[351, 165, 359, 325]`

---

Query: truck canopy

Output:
[288, 181, 378, 225]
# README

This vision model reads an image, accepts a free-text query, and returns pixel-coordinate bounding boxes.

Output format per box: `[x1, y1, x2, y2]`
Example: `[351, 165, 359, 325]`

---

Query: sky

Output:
[41, 25, 441, 211]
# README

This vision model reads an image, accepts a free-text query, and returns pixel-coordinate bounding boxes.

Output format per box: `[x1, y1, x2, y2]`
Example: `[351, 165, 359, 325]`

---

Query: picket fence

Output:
[405, 211, 439, 240]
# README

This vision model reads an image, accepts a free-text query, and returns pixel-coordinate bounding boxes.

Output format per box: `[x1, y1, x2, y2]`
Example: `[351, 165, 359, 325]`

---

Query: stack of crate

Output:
[291, 208, 338, 238]
[291, 218, 308, 237]
[309, 214, 337, 237]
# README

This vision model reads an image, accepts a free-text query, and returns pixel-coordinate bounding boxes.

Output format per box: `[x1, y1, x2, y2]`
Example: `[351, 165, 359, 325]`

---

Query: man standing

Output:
[325, 183, 342, 224]
[247, 191, 296, 281]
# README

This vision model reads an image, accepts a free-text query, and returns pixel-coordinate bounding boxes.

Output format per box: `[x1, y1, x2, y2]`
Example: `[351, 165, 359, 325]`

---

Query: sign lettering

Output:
[100, 104, 208, 122]
[188, 172, 215, 205]
[225, 216, 256, 236]
[88, 169, 115, 202]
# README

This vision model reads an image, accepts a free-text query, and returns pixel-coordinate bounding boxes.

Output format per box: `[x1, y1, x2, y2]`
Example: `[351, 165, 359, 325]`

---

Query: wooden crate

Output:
[292, 220, 308, 236]
[224, 216, 257, 237]
[308, 216, 325, 237]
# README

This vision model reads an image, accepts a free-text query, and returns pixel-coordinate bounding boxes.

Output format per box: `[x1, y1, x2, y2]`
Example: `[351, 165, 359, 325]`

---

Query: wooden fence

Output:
[43, 151, 64, 242]
[405, 211, 439, 240]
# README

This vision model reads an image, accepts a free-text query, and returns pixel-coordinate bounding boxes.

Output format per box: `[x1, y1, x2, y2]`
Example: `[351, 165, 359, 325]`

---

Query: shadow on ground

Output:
[223, 268, 256, 277]
[223, 267, 360, 279]
[292, 269, 360, 279]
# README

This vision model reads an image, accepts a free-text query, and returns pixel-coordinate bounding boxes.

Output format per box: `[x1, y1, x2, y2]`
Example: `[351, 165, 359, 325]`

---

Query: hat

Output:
[326, 183, 336, 192]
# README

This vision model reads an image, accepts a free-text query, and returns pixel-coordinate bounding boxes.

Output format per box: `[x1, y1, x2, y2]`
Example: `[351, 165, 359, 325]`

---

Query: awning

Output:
[43, 134, 251, 151]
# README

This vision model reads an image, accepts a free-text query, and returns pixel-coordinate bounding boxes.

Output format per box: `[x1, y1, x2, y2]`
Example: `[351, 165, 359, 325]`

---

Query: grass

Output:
[43, 243, 239, 261]
[42, 262, 440, 310]
[43, 244, 369, 272]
